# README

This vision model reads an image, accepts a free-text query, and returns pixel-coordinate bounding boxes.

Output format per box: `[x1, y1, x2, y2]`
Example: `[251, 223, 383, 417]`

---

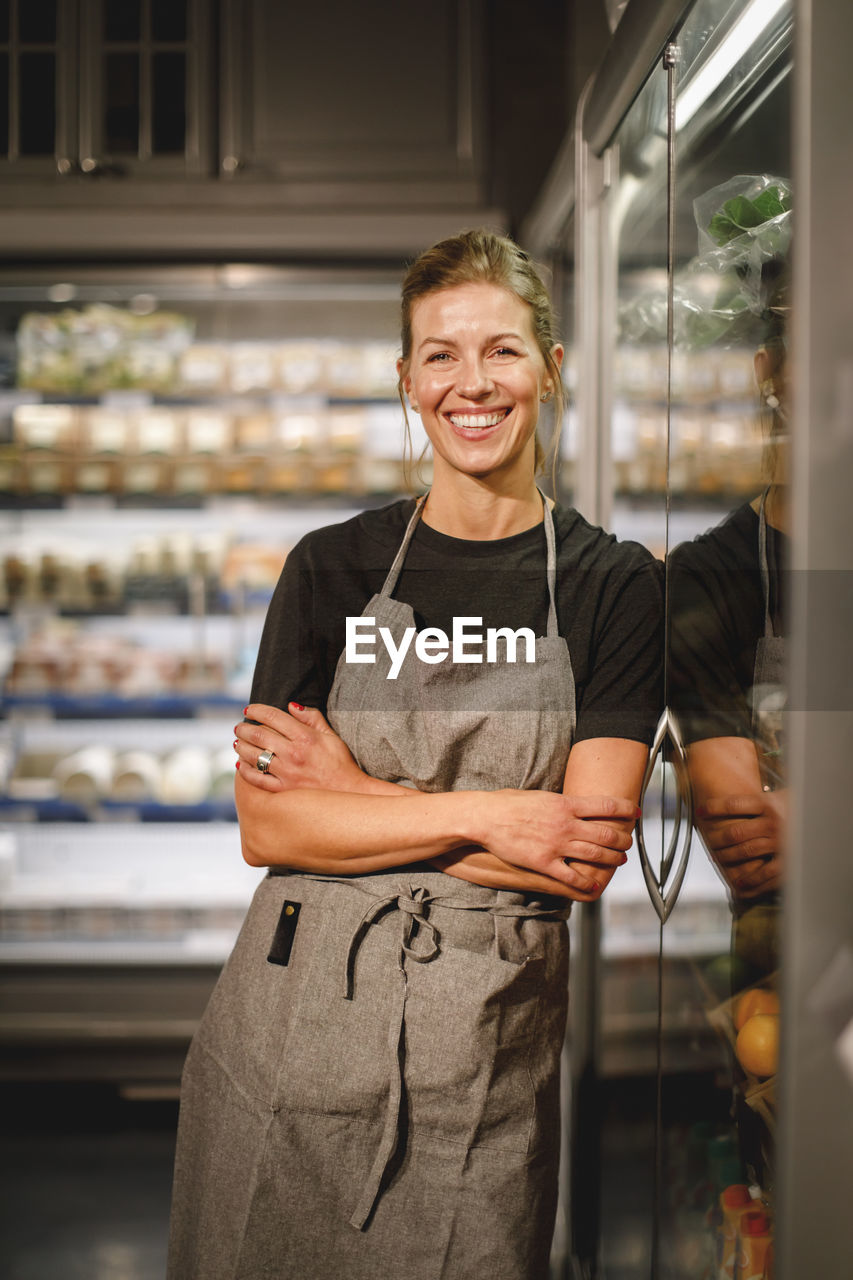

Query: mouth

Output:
[445, 408, 511, 438]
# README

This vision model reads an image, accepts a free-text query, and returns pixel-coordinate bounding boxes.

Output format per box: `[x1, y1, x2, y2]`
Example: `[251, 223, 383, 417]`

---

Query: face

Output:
[399, 282, 563, 484]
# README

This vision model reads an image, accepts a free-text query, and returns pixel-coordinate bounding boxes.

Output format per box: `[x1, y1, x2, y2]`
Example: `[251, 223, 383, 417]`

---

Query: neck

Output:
[421, 468, 544, 540]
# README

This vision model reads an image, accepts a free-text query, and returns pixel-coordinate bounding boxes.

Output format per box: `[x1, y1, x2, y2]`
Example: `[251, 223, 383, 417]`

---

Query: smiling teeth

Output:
[449, 411, 507, 428]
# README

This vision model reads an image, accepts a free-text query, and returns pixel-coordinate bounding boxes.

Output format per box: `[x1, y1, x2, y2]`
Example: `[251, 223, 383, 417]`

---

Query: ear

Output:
[397, 356, 418, 411]
[754, 347, 773, 388]
[543, 343, 564, 396]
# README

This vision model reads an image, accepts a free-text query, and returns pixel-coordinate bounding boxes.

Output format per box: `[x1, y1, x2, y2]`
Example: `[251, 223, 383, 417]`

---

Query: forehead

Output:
[410, 281, 535, 341]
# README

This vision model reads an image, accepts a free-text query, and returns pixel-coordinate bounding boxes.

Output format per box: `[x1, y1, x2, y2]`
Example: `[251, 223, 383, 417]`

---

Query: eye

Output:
[426, 351, 452, 364]
[491, 346, 520, 359]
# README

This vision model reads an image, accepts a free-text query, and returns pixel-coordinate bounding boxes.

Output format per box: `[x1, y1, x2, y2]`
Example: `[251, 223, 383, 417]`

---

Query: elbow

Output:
[235, 775, 284, 868]
[240, 832, 269, 869]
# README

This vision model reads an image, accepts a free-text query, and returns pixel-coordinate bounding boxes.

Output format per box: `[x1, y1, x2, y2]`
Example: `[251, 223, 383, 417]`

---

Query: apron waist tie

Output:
[345, 886, 437, 1231]
[336, 881, 567, 1231]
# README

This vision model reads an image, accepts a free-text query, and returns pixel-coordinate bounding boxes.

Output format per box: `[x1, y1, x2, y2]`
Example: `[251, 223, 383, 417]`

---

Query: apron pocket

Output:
[403, 944, 545, 1155]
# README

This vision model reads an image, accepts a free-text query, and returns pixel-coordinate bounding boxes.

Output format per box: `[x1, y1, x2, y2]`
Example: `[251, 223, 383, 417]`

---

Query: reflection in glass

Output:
[152, 0, 187, 43]
[152, 52, 186, 154]
[0, 53, 8, 158]
[19, 0, 57, 44]
[666, 172, 791, 1276]
[19, 51, 55, 155]
[104, 51, 139, 154]
[104, 0, 140, 43]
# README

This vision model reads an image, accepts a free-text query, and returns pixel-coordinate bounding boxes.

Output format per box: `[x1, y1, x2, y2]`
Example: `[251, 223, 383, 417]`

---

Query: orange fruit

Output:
[734, 987, 780, 1030]
[735, 1013, 780, 1077]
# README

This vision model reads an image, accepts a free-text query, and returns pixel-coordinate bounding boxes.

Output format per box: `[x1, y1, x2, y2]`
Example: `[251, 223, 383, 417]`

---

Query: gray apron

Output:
[168, 497, 577, 1280]
[750, 491, 786, 791]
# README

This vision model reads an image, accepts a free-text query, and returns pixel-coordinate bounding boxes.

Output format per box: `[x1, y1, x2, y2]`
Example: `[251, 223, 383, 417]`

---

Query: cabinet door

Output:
[219, 0, 485, 201]
[77, 0, 212, 178]
[0, 0, 79, 176]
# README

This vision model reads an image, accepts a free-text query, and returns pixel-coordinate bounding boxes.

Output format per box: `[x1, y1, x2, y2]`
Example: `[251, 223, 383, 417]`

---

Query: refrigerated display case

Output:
[525, 0, 807, 1274]
[0, 263, 430, 1084]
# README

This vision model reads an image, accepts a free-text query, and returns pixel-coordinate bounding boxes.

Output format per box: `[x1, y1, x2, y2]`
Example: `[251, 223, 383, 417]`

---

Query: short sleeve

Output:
[573, 556, 664, 745]
[668, 554, 757, 743]
[249, 539, 331, 713]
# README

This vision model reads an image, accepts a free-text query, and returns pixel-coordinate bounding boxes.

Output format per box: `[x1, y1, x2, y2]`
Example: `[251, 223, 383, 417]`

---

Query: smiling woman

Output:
[399, 280, 562, 500]
[167, 229, 663, 1280]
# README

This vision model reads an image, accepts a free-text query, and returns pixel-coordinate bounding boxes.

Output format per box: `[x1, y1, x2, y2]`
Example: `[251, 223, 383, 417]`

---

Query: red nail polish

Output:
[235, 761, 240, 769]
[635, 806, 642, 819]
[243, 706, 249, 716]
[291, 702, 304, 711]
[233, 739, 239, 749]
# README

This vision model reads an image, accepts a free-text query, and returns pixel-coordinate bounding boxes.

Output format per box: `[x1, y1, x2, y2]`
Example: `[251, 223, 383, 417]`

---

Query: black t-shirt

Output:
[251, 499, 663, 747]
[668, 501, 787, 743]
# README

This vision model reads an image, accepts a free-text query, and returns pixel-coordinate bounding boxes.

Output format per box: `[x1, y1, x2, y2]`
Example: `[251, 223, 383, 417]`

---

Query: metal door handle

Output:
[635, 705, 693, 923]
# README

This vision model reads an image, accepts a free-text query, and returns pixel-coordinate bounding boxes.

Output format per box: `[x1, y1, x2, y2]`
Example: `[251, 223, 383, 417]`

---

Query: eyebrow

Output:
[418, 331, 527, 352]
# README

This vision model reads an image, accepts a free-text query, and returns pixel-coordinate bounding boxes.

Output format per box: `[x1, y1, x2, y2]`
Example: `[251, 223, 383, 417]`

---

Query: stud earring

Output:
[540, 391, 552, 403]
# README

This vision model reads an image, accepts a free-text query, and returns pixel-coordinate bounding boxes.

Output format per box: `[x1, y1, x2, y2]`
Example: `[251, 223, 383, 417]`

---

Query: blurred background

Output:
[0, 1, 851, 1277]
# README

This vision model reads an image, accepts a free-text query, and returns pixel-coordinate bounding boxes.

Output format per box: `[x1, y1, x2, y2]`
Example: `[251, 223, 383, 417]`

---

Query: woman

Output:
[167, 230, 662, 1279]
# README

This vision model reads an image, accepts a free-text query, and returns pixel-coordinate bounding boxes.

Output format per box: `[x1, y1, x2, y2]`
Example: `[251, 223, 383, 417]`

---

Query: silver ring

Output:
[256, 749, 275, 774]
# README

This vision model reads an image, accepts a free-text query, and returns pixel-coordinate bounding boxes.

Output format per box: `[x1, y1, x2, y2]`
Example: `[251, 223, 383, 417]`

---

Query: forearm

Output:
[237, 774, 480, 872]
[429, 849, 576, 898]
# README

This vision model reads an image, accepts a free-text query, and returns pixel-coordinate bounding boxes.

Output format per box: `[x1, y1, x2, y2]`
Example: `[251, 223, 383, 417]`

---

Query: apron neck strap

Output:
[758, 488, 775, 639]
[380, 490, 560, 639]
[379, 495, 428, 598]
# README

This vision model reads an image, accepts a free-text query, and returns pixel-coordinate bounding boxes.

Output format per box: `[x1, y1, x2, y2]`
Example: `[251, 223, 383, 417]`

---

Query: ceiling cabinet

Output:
[0, 0, 497, 258]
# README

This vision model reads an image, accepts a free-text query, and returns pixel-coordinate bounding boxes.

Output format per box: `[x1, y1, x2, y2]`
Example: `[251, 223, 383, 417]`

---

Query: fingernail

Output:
[233, 739, 238, 749]
[235, 761, 240, 770]
[243, 706, 249, 716]
[290, 701, 305, 711]
[635, 806, 642, 819]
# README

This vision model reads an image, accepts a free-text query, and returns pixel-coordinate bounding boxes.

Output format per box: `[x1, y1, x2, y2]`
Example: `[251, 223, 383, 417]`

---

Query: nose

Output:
[455, 356, 494, 399]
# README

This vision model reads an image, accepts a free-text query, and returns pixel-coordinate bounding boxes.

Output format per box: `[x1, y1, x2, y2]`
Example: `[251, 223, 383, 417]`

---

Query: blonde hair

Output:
[397, 229, 565, 483]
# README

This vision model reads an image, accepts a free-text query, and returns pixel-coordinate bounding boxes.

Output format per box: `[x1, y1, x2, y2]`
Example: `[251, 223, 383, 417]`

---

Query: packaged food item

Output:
[229, 344, 277, 394]
[136, 409, 182, 454]
[275, 341, 327, 394]
[81, 407, 132, 454]
[13, 402, 77, 450]
[158, 747, 212, 806]
[325, 342, 368, 396]
[716, 1185, 754, 1280]
[736, 1209, 773, 1280]
[121, 457, 171, 495]
[111, 750, 162, 802]
[24, 455, 68, 496]
[179, 343, 230, 393]
[270, 408, 321, 452]
[185, 410, 232, 454]
[172, 457, 217, 496]
[234, 411, 273, 452]
[53, 745, 116, 801]
[73, 458, 116, 493]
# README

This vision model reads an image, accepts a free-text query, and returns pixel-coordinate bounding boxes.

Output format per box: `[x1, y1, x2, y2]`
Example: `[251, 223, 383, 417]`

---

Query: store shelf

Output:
[3, 692, 243, 719]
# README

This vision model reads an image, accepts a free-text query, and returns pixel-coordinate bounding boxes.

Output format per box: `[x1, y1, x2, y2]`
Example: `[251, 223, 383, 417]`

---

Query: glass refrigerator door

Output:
[587, 0, 793, 1273]
[662, 1, 792, 1273]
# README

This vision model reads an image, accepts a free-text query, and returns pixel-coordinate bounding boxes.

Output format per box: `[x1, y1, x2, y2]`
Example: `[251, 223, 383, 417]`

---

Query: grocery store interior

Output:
[1, 1, 851, 1277]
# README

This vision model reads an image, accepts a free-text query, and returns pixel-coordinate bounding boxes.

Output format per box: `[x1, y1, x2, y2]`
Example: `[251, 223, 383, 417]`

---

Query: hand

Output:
[234, 701, 366, 794]
[697, 789, 787, 898]
[474, 790, 637, 897]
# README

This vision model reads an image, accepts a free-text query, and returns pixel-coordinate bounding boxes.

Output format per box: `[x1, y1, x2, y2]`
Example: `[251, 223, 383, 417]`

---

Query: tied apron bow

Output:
[298, 873, 569, 1230]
